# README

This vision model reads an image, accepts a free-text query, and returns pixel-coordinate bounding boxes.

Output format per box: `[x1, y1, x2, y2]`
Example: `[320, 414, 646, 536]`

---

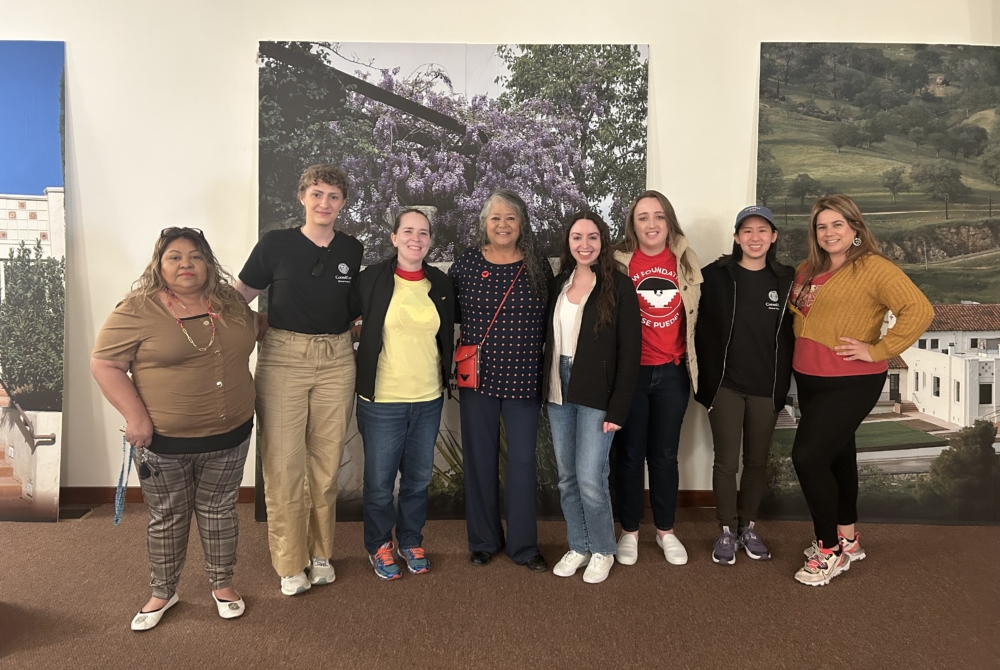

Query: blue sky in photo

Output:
[0, 41, 65, 196]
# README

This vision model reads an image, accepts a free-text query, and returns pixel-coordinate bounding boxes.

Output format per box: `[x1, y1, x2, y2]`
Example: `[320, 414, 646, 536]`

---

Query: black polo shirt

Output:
[722, 264, 781, 397]
[239, 227, 363, 334]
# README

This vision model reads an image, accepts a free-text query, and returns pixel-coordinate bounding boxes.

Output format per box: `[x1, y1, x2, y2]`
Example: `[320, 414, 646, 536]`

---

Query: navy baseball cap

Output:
[734, 205, 776, 231]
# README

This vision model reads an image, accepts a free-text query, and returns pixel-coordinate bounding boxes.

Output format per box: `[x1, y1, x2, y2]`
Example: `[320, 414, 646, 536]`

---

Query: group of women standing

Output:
[90, 162, 934, 630]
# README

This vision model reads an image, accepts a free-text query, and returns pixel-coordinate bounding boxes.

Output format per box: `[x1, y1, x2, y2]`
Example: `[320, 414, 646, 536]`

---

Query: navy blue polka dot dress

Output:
[448, 248, 551, 399]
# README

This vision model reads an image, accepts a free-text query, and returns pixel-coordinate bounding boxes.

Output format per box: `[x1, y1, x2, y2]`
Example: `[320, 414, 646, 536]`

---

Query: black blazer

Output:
[542, 268, 641, 426]
[693, 254, 795, 412]
[351, 256, 455, 401]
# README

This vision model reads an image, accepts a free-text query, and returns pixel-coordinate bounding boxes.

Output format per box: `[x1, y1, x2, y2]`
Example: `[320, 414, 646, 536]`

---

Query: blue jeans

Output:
[547, 356, 617, 555]
[356, 395, 444, 554]
[613, 361, 690, 532]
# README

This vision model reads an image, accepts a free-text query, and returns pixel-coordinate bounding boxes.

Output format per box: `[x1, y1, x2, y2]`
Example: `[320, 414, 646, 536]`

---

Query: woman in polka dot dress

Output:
[448, 188, 553, 572]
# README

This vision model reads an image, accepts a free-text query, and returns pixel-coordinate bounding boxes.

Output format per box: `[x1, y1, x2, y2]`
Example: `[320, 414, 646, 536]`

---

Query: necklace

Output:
[164, 288, 218, 351]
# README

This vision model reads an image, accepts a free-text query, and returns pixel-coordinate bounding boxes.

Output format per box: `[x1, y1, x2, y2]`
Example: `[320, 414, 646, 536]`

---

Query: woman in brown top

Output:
[91, 228, 259, 631]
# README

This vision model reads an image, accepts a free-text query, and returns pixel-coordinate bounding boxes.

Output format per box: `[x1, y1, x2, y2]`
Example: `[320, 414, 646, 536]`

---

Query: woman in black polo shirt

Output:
[236, 164, 363, 596]
[448, 188, 553, 572]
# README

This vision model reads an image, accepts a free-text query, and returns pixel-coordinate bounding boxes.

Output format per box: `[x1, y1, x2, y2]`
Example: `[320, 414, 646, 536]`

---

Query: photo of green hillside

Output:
[757, 42, 1000, 303]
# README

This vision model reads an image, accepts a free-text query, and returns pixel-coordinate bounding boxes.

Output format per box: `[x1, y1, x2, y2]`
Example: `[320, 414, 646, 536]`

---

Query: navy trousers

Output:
[459, 388, 541, 564]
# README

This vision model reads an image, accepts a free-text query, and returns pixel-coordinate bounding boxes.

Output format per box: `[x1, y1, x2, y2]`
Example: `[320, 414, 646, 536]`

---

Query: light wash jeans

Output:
[547, 356, 617, 556]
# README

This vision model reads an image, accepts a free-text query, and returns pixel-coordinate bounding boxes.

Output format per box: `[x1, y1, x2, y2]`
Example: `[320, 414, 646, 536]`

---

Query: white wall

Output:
[2, 0, 997, 488]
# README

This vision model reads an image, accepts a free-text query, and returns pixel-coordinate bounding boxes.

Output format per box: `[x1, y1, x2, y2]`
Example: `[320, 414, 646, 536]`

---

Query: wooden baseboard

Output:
[59, 487, 714, 508]
[60, 487, 257, 505]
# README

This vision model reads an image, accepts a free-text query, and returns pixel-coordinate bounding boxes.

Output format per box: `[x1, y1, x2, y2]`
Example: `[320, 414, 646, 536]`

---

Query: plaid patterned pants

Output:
[136, 436, 250, 599]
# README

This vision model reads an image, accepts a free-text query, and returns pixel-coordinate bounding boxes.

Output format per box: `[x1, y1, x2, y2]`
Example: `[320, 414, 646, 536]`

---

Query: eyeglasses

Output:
[161, 227, 205, 238]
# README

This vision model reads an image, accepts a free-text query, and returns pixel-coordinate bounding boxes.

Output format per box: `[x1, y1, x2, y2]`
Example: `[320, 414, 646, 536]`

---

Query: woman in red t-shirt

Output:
[611, 190, 702, 566]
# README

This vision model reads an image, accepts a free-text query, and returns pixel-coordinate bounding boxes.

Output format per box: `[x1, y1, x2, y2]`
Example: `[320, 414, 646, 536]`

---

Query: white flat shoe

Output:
[616, 533, 638, 565]
[130, 593, 179, 631]
[656, 533, 688, 565]
[212, 591, 245, 619]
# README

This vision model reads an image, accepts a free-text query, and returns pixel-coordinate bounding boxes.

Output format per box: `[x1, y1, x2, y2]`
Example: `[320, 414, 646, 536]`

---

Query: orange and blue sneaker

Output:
[369, 542, 402, 580]
[397, 546, 431, 574]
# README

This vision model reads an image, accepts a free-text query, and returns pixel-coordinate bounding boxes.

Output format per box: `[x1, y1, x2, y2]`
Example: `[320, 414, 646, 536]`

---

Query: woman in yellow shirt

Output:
[350, 208, 455, 579]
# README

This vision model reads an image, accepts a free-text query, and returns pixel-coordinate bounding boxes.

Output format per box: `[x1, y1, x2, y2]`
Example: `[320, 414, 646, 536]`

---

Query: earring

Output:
[852, 236, 862, 247]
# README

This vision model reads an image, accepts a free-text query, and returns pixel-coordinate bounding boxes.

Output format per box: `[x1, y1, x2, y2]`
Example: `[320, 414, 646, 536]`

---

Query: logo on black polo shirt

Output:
[339, 263, 350, 274]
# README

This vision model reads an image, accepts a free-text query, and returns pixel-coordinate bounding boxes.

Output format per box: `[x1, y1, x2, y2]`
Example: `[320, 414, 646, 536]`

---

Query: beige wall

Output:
[2, 0, 997, 488]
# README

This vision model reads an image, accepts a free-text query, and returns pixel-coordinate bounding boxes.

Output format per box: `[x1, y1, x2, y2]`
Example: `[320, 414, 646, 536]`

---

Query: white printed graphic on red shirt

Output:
[633, 267, 682, 329]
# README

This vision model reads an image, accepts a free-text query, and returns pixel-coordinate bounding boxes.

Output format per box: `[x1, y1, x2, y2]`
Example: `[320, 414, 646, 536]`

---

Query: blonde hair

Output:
[804, 194, 884, 279]
[127, 228, 247, 326]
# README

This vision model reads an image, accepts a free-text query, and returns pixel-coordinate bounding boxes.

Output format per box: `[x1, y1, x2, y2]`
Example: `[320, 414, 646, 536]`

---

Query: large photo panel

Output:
[757, 42, 999, 524]
[256, 41, 649, 520]
[0, 41, 67, 522]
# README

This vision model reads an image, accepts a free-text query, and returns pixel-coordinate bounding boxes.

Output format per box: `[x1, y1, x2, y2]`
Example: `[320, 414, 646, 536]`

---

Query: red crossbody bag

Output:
[454, 263, 524, 389]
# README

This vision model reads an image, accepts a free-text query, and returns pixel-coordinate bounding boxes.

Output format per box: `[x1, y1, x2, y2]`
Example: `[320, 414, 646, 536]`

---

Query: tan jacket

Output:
[614, 234, 703, 393]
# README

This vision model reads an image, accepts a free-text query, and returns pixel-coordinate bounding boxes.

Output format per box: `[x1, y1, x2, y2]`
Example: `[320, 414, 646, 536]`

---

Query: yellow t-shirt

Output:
[374, 274, 443, 402]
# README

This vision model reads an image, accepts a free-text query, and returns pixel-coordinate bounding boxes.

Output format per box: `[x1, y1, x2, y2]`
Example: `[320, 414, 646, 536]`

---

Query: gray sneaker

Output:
[712, 526, 737, 566]
[737, 521, 771, 560]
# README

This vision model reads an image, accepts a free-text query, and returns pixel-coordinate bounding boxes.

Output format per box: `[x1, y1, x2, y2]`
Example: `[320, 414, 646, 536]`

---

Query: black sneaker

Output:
[737, 521, 771, 560]
[712, 527, 737, 566]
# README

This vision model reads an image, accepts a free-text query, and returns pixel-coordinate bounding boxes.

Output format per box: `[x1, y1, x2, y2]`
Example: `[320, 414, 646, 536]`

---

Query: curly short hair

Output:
[297, 164, 350, 200]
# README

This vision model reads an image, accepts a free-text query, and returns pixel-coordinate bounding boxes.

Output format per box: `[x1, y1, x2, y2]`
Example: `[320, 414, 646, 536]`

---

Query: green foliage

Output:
[980, 144, 1000, 184]
[916, 420, 998, 517]
[756, 163, 784, 207]
[947, 124, 989, 158]
[0, 241, 65, 410]
[910, 161, 972, 200]
[496, 44, 648, 229]
[880, 166, 911, 203]
[787, 173, 828, 206]
[257, 42, 375, 227]
[829, 122, 861, 152]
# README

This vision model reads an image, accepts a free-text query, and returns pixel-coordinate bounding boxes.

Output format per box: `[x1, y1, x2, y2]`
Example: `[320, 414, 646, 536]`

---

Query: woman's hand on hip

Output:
[126, 416, 154, 449]
[835, 337, 873, 362]
[603, 421, 622, 434]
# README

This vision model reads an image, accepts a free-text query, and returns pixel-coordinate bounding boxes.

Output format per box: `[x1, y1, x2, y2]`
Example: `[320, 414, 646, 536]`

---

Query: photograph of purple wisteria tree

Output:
[255, 41, 649, 520]
[258, 41, 648, 262]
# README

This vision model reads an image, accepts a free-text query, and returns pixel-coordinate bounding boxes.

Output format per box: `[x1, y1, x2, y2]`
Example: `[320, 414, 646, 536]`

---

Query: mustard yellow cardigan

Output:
[790, 254, 933, 363]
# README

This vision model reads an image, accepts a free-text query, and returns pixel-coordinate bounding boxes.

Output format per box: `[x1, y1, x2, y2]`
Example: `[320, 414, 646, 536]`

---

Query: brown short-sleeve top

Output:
[92, 294, 256, 446]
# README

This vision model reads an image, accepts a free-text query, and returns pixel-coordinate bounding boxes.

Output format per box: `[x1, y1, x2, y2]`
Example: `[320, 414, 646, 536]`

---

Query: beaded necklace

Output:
[164, 287, 218, 351]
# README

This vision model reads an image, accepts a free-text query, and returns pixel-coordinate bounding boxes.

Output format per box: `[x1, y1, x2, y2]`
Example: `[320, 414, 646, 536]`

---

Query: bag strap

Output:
[479, 262, 525, 346]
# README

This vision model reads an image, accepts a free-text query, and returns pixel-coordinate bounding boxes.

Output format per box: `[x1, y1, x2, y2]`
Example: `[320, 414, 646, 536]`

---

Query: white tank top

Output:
[558, 296, 581, 358]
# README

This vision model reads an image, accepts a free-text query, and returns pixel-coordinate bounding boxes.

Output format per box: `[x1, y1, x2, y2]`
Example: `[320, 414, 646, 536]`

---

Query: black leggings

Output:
[791, 370, 886, 548]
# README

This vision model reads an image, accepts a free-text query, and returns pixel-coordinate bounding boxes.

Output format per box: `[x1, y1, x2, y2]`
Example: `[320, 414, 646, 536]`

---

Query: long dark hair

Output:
[617, 190, 694, 276]
[474, 188, 548, 297]
[559, 210, 619, 334]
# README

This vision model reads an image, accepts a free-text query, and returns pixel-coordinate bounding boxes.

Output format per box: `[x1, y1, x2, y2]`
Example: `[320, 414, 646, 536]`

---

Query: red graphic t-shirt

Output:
[628, 247, 686, 366]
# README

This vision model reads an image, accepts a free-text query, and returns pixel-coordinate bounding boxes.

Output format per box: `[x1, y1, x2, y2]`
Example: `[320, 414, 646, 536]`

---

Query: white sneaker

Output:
[795, 544, 851, 586]
[615, 533, 638, 565]
[552, 550, 591, 577]
[656, 533, 688, 565]
[582, 553, 614, 584]
[130, 593, 179, 631]
[280, 571, 312, 596]
[309, 557, 336, 585]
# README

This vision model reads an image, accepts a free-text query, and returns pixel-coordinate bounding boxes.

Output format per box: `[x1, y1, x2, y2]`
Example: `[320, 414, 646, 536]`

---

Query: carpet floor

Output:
[1, 504, 997, 669]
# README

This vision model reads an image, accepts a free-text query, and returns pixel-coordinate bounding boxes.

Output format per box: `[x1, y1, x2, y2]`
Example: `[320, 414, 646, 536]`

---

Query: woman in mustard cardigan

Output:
[788, 195, 932, 587]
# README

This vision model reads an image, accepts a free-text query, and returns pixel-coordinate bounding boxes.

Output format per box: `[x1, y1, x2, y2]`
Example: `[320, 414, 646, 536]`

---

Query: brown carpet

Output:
[1, 504, 997, 669]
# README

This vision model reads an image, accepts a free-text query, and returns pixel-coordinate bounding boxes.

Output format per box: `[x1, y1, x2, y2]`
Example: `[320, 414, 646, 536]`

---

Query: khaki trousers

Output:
[255, 328, 355, 577]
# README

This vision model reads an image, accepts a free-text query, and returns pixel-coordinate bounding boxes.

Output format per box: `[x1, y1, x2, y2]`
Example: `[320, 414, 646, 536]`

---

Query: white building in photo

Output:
[0, 187, 66, 301]
[903, 304, 1000, 427]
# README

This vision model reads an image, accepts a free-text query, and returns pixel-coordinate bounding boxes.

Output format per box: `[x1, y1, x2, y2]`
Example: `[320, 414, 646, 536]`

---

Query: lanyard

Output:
[114, 434, 134, 526]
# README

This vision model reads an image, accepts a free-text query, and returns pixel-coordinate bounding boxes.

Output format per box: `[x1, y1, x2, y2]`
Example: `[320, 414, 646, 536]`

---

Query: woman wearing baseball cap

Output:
[694, 206, 795, 565]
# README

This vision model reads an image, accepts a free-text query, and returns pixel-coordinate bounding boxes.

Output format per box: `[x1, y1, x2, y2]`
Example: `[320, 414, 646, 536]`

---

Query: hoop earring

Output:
[852, 236, 862, 247]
